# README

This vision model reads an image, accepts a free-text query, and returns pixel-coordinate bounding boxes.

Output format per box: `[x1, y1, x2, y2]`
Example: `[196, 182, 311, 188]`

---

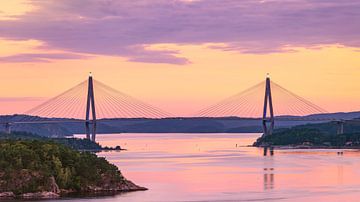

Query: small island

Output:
[253, 121, 360, 148]
[0, 138, 146, 199]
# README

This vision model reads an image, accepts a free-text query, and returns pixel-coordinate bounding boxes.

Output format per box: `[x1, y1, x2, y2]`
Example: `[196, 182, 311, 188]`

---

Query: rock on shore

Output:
[84, 178, 148, 192]
[0, 173, 147, 200]
[21, 191, 60, 199]
[0, 192, 15, 198]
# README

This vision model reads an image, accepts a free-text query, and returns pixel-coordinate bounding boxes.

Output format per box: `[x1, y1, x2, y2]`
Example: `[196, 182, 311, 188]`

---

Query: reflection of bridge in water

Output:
[1, 73, 355, 141]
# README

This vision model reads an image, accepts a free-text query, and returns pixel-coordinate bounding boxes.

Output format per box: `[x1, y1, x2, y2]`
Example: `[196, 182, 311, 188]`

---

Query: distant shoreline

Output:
[253, 145, 360, 150]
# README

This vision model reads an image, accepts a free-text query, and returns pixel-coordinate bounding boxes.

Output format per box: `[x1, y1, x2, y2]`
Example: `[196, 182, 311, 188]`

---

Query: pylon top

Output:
[266, 73, 270, 78]
[89, 72, 92, 77]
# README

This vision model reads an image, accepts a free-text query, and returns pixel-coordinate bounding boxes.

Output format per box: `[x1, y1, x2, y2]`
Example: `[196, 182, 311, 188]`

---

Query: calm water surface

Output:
[48, 133, 360, 202]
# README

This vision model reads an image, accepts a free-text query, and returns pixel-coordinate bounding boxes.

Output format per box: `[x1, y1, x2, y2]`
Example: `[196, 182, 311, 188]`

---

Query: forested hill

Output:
[0, 140, 146, 199]
[254, 120, 360, 147]
[1, 111, 360, 137]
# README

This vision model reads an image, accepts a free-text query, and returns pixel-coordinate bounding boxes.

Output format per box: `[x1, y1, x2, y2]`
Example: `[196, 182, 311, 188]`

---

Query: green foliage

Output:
[0, 140, 123, 194]
[254, 126, 360, 147]
[53, 138, 103, 151]
[0, 131, 103, 150]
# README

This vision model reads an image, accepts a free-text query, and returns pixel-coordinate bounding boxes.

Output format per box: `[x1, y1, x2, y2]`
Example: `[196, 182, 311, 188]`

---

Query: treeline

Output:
[0, 131, 120, 151]
[254, 123, 360, 147]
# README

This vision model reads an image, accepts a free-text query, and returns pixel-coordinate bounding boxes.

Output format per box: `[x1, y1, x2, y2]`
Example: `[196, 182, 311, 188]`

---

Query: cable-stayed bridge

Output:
[4, 74, 172, 141]
[1, 74, 354, 141]
[195, 76, 327, 118]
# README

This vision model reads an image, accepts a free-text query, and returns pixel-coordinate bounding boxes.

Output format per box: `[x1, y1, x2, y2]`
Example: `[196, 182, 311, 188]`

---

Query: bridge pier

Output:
[85, 121, 90, 139]
[5, 122, 11, 134]
[263, 146, 274, 156]
[92, 121, 97, 142]
[270, 147, 274, 156]
[262, 74, 274, 137]
[336, 120, 345, 135]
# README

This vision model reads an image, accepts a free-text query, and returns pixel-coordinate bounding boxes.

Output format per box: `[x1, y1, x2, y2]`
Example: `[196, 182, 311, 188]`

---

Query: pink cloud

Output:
[0, 0, 359, 64]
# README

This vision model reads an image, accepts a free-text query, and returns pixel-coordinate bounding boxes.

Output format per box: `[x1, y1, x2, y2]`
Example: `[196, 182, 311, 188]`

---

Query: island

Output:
[0, 138, 146, 199]
[253, 121, 360, 148]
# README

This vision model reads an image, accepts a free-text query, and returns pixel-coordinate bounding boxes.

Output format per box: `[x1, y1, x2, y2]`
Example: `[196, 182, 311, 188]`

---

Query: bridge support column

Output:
[5, 122, 11, 134]
[85, 121, 90, 139]
[262, 74, 275, 137]
[85, 73, 97, 141]
[337, 121, 344, 135]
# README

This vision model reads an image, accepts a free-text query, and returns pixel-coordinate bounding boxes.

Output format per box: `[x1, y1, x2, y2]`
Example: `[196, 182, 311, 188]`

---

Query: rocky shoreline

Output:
[0, 178, 147, 200]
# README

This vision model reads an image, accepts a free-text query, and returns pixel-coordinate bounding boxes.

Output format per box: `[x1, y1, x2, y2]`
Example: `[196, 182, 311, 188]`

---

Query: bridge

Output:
[1, 73, 354, 141]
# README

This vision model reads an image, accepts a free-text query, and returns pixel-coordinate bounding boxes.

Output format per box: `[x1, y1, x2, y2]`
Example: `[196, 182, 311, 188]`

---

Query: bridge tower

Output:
[262, 74, 275, 136]
[85, 73, 97, 141]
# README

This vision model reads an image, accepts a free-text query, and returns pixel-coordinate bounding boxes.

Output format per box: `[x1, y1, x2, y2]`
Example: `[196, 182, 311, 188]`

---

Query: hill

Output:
[1, 111, 360, 137]
[253, 120, 360, 147]
[0, 140, 146, 199]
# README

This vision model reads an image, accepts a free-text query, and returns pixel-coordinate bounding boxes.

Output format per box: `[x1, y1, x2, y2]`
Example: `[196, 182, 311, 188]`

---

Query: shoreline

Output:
[252, 145, 360, 150]
[80, 148, 127, 153]
[0, 180, 147, 200]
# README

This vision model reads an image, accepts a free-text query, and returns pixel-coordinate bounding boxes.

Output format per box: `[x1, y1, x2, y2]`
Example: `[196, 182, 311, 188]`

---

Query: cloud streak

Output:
[0, 0, 359, 64]
[0, 53, 90, 63]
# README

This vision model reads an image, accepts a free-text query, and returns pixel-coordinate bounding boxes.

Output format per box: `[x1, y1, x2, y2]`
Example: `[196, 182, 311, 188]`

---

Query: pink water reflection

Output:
[69, 133, 360, 202]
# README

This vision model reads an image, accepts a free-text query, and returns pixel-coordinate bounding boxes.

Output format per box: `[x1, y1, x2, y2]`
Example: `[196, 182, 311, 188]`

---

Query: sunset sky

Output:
[0, 0, 360, 116]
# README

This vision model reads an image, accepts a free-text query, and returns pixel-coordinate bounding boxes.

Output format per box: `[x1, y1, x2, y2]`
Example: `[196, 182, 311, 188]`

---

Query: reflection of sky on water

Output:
[55, 133, 360, 202]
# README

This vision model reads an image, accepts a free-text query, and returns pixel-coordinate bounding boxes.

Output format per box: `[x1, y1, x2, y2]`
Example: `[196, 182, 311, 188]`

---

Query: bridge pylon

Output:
[85, 73, 97, 141]
[262, 74, 275, 136]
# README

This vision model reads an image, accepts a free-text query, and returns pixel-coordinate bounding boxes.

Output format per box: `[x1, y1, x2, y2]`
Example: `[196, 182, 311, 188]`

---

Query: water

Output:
[49, 133, 360, 201]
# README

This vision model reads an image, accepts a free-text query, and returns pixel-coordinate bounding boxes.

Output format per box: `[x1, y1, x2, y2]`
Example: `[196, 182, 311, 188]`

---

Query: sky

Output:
[0, 0, 360, 116]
